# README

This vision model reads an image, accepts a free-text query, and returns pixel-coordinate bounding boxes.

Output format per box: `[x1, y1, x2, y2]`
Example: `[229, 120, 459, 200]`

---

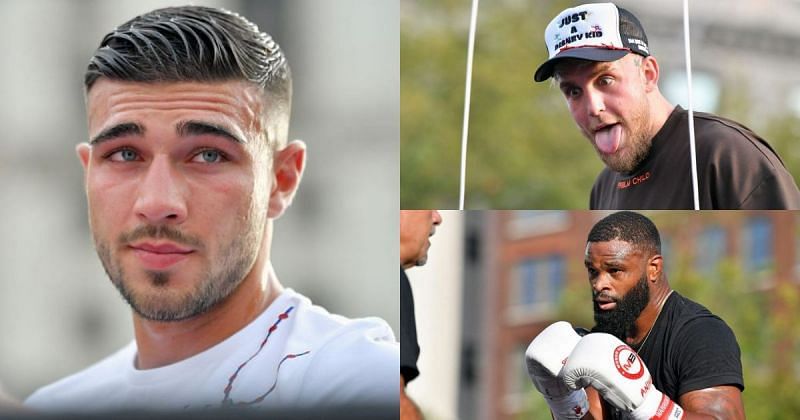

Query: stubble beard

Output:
[94, 209, 266, 322]
[597, 96, 654, 173]
[592, 274, 650, 342]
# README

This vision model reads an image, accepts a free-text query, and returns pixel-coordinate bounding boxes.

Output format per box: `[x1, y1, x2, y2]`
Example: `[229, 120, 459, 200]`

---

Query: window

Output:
[695, 226, 726, 277]
[743, 217, 773, 275]
[506, 211, 570, 240]
[507, 255, 565, 322]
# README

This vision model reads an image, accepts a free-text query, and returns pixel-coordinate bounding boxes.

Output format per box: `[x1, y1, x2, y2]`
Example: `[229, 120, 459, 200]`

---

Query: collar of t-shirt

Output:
[123, 288, 302, 388]
[623, 105, 685, 176]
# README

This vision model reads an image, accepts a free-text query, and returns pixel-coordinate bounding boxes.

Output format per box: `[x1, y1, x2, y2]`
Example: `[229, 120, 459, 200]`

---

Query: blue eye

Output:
[192, 149, 226, 163]
[108, 148, 139, 162]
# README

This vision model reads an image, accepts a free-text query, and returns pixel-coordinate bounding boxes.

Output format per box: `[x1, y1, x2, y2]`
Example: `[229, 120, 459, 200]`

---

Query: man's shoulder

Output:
[288, 289, 396, 346]
[660, 293, 743, 395]
[282, 290, 398, 405]
[665, 292, 715, 323]
[693, 112, 780, 160]
[288, 290, 398, 365]
[663, 292, 734, 340]
[25, 341, 136, 409]
[693, 111, 751, 138]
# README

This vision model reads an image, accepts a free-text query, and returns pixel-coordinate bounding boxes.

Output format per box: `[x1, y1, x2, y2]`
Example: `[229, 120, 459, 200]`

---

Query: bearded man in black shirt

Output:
[525, 211, 744, 419]
[533, 3, 800, 209]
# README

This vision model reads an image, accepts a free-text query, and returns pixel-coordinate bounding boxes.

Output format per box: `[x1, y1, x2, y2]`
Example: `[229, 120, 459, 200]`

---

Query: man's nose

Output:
[585, 88, 605, 117]
[590, 272, 612, 294]
[432, 210, 443, 225]
[132, 155, 188, 225]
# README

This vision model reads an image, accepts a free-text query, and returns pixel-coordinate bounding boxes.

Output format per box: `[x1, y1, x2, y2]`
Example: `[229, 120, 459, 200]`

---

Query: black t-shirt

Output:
[590, 106, 800, 209]
[600, 291, 744, 419]
[400, 268, 420, 383]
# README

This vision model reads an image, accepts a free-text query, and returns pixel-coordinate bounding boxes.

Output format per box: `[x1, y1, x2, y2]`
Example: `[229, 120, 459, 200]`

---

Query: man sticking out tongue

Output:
[594, 124, 623, 156]
[533, 2, 800, 210]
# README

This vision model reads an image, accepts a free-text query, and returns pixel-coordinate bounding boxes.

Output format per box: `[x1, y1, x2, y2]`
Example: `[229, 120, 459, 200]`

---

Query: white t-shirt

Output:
[25, 289, 398, 412]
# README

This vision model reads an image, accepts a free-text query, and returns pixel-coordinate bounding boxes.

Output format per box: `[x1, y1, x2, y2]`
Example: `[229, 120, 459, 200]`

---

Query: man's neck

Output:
[646, 93, 675, 142]
[132, 263, 283, 370]
[628, 285, 673, 347]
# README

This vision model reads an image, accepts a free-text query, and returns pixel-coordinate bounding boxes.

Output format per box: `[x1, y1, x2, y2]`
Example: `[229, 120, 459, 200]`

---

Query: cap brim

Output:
[533, 48, 629, 82]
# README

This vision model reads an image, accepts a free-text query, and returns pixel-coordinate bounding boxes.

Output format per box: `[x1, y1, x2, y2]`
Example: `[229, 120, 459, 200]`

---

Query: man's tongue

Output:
[594, 124, 622, 154]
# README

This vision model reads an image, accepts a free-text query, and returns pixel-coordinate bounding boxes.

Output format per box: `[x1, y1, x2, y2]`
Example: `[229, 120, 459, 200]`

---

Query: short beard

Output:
[96, 217, 263, 322]
[592, 274, 650, 341]
[596, 92, 654, 173]
[599, 128, 652, 173]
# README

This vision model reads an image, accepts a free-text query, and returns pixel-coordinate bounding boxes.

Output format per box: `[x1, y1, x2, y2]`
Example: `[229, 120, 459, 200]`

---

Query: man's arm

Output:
[582, 387, 605, 419]
[678, 386, 745, 420]
[400, 377, 423, 420]
[582, 384, 744, 420]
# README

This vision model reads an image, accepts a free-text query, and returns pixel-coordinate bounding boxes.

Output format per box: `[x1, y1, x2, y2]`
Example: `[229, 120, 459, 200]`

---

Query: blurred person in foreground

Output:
[25, 5, 397, 413]
[525, 211, 744, 419]
[534, 2, 800, 209]
[400, 210, 442, 420]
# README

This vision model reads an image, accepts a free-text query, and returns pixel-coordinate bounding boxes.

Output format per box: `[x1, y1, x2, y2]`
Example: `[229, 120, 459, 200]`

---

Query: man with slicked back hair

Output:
[25, 5, 397, 413]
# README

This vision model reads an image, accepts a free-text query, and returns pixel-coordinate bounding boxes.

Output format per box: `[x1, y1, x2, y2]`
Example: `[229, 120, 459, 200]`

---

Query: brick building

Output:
[456, 211, 799, 420]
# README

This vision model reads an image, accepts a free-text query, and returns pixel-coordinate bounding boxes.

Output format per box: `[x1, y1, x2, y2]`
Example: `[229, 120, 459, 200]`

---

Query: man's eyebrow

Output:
[589, 62, 614, 78]
[90, 123, 144, 145]
[557, 62, 616, 90]
[559, 80, 577, 92]
[176, 120, 245, 144]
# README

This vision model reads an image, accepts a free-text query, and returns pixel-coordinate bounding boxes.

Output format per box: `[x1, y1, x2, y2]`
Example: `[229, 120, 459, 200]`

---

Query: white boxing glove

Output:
[561, 333, 684, 420]
[525, 321, 589, 419]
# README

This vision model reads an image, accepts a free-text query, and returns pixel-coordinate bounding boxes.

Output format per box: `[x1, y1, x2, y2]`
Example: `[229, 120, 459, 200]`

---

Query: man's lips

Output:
[591, 122, 616, 133]
[594, 297, 617, 311]
[128, 242, 194, 270]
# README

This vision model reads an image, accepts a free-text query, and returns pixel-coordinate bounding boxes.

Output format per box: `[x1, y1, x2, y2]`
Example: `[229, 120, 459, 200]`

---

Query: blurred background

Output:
[405, 210, 800, 419]
[401, 0, 800, 208]
[0, 0, 398, 401]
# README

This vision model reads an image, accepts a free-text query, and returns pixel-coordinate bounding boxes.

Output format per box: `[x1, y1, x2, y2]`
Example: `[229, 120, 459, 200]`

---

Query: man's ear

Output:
[76, 142, 91, 187]
[267, 140, 307, 219]
[642, 56, 660, 93]
[77, 143, 90, 170]
[648, 254, 663, 282]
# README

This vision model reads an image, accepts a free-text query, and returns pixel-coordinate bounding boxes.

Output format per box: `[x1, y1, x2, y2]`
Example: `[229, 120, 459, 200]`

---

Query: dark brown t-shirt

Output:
[590, 106, 800, 209]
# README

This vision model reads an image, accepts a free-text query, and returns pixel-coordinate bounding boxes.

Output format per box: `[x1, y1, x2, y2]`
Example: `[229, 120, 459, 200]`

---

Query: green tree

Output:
[402, 1, 800, 209]
[402, 0, 600, 209]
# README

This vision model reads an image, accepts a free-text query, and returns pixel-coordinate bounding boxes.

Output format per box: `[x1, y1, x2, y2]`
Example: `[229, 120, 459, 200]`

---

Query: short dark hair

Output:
[587, 211, 661, 256]
[85, 5, 291, 146]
